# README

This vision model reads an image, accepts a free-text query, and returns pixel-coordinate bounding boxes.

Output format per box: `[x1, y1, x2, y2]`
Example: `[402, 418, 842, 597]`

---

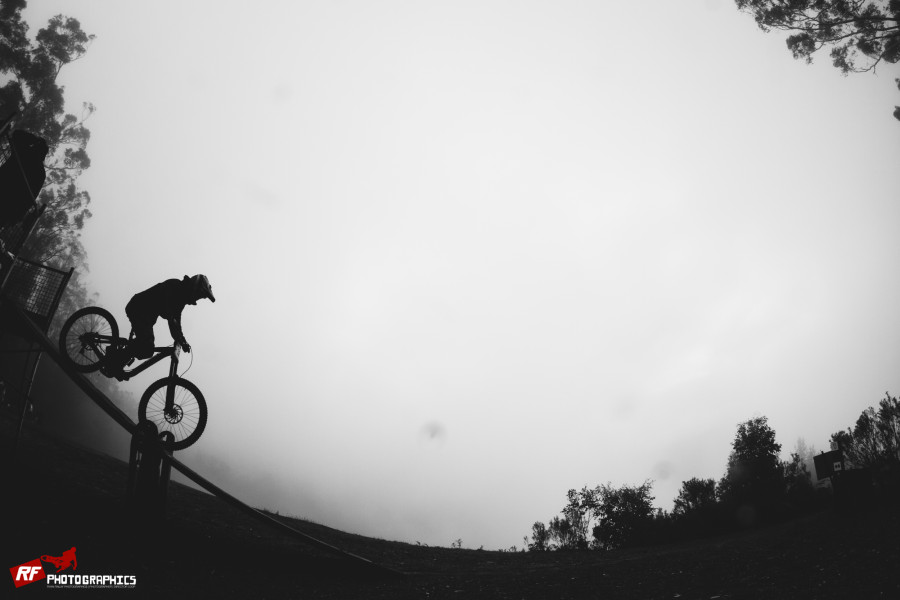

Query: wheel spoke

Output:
[60, 308, 117, 372]
[138, 378, 206, 450]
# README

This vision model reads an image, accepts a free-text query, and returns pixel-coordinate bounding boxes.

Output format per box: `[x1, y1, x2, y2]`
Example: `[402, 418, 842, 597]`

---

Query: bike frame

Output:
[121, 344, 181, 382]
[85, 333, 181, 382]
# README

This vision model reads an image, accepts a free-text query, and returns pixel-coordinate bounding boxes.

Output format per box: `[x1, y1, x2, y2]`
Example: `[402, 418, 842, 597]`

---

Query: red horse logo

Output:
[40, 547, 77, 573]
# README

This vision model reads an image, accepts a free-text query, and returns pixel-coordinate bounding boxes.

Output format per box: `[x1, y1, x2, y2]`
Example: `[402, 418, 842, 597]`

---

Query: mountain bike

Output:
[58, 307, 207, 451]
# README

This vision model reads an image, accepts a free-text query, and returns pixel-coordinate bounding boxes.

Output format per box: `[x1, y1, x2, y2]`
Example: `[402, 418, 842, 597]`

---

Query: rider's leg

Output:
[127, 321, 155, 360]
[106, 326, 151, 380]
[106, 321, 152, 376]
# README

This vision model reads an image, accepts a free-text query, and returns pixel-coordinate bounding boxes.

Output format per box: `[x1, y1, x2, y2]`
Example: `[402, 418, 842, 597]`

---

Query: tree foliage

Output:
[734, 0, 900, 119]
[534, 483, 656, 552]
[831, 392, 900, 468]
[783, 450, 816, 509]
[528, 521, 551, 552]
[673, 477, 717, 517]
[591, 480, 655, 551]
[717, 416, 784, 518]
[545, 487, 598, 550]
[0, 0, 95, 268]
[736, 0, 900, 72]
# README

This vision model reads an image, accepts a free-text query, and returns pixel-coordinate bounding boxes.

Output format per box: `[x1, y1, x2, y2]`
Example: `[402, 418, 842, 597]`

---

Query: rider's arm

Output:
[167, 313, 189, 352]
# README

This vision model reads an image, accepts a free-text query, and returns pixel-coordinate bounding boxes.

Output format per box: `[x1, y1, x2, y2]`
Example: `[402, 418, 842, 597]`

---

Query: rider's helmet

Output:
[186, 274, 215, 303]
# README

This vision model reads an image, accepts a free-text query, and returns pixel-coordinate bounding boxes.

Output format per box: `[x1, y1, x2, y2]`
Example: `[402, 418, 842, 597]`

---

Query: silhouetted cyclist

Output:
[105, 274, 215, 376]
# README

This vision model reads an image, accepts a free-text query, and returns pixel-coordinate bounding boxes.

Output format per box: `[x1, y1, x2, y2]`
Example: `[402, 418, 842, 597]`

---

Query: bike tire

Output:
[138, 376, 208, 451]
[58, 307, 119, 373]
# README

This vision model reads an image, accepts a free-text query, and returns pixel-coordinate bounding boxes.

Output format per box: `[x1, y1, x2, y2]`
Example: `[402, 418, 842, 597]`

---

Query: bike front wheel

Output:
[138, 377, 208, 451]
[58, 307, 119, 373]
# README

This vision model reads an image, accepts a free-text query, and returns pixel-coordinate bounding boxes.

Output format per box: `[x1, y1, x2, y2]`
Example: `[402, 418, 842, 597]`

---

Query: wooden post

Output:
[127, 420, 170, 521]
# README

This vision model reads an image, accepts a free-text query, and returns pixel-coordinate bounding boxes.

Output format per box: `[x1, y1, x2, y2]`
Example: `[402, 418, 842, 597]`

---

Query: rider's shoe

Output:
[102, 348, 129, 379]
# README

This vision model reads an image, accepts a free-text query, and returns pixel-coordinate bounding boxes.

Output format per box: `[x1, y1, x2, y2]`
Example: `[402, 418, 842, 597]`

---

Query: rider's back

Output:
[126, 278, 187, 321]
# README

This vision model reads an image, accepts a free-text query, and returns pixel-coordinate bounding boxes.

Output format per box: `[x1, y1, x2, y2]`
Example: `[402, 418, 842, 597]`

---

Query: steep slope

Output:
[3, 423, 898, 599]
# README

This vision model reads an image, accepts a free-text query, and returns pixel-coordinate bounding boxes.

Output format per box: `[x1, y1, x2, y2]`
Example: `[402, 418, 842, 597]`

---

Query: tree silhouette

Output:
[673, 477, 717, 517]
[545, 488, 598, 550]
[547, 515, 577, 550]
[592, 481, 655, 551]
[717, 416, 784, 524]
[734, 0, 900, 120]
[1, 0, 95, 268]
[528, 521, 550, 552]
[783, 450, 816, 510]
[791, 437, 818, 481]
[831, 393, 900, 469]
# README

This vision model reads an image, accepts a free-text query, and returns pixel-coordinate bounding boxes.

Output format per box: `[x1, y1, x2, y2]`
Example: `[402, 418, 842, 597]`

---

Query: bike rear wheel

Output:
[58, 307, 119, 373]
[138, 376, 208, 451]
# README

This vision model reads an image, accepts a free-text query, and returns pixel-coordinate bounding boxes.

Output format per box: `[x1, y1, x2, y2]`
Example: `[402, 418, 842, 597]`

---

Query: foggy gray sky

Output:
[25, 0, 900, 549]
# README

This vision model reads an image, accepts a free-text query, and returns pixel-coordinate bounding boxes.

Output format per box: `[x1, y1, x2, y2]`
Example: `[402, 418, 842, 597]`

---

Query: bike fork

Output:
[164, 348, 181, 415]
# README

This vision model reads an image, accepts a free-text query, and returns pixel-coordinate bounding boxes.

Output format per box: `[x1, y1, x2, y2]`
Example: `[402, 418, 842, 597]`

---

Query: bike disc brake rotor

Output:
[164, 404, 184, 425]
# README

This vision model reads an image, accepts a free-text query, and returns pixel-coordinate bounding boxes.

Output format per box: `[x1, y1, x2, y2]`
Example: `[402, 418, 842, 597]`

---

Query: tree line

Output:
[1, 1, 140, 457]
[527, 394, 900, 552]
[1, 0, 96, 322]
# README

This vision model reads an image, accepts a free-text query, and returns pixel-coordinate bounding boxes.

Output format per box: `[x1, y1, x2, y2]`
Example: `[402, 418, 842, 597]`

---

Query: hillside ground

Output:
[2, 421, 898, 599]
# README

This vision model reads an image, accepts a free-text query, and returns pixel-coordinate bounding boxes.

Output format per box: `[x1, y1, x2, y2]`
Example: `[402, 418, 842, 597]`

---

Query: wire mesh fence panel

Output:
[2, 258, 72, 332]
